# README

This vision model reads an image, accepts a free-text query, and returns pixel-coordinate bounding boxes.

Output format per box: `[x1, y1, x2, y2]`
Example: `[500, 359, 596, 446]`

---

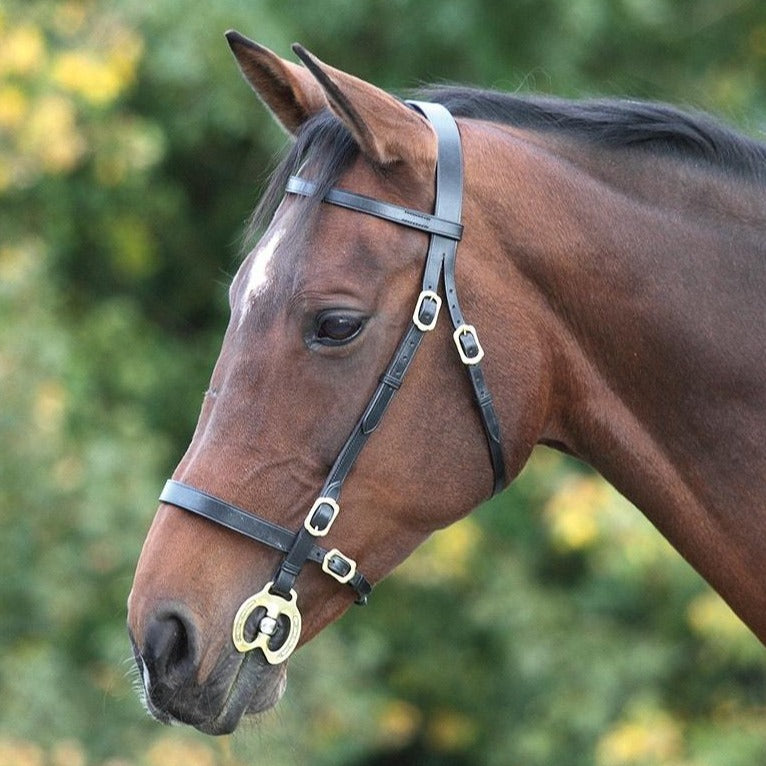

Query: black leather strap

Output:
[268, 101, 505, 600]
[413, 100, 506, 495]
[285, 177, 463, 241]
[442, 227, 507, 495]
[160, 480, 372, 603]
[161, 479, 305, 554]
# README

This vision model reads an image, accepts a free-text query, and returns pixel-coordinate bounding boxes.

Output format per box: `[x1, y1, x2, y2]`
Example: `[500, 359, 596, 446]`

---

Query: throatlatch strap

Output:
[412, 100, 506, 496]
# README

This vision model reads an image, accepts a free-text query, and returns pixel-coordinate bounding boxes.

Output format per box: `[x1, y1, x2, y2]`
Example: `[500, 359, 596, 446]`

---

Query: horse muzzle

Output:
[128, 603, 287, 734]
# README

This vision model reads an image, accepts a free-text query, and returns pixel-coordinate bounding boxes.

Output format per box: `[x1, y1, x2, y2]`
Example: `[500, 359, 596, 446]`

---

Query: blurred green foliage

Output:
[1, 0, 765, 764]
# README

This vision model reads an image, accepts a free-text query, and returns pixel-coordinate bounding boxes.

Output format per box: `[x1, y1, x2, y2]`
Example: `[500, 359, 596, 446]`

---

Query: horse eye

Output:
[314, 312, 366, 345]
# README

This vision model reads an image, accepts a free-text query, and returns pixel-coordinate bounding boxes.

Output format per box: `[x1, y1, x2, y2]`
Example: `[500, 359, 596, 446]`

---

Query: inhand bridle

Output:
[158, 102, 505, 665]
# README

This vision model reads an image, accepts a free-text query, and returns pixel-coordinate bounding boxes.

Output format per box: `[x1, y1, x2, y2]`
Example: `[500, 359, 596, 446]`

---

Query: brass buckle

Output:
[231, 582, 302, 664]
[453, 324, 484, 364]
[303, 496, 340, 537]
[413, 290, 442, 331]
[322, 549, 357, 584]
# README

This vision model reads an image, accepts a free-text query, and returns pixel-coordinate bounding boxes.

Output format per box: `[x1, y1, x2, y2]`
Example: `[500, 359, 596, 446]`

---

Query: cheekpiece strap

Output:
[268, 101, 506, 603]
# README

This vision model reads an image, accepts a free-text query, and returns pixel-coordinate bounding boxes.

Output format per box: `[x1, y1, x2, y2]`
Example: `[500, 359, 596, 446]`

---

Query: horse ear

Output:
[291, 44, 437, 170]
[225, 30, 327, 135]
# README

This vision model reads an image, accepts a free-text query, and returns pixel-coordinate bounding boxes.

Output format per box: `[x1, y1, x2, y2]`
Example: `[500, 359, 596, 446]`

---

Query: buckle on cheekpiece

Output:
[453, 324, 484, 364]
[304, 497, 340, 537]
[413, 290, 442, 331]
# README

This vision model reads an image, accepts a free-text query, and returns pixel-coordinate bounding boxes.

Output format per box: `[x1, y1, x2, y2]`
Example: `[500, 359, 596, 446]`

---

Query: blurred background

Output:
[2, 1, 766, 764]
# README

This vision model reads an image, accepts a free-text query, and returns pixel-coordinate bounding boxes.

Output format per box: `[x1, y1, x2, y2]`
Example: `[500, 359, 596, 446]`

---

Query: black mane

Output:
[424, 86, 766, 180]
[247, 86, 766, 245]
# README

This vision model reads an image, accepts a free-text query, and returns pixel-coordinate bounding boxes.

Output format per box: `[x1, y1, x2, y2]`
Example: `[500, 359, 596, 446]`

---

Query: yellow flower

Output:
[107, 27, 144, 83]
[395, 517, 483, 584]
[0, 85, 27, 130]
[144, 736, 217, 766]
[596, 707, 683, 765]
[23, 94, 86, 173]
[52, 50, 124, 106]
[544, 476, 606, 551]
[0, 24, 45, 76]
[0, 738, 44, 766]
[33, 379, 68, 433]
[376, 699, 422, 747]
[687, 591, 750, 643]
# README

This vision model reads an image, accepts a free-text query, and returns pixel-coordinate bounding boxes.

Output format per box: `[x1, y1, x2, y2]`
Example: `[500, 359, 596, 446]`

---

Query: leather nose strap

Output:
[159, 480, 372, 604]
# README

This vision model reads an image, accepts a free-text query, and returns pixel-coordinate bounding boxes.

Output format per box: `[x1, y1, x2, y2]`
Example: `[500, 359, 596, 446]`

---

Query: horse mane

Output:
[246, 85, 766, 248]
[424, 86, 766, 182]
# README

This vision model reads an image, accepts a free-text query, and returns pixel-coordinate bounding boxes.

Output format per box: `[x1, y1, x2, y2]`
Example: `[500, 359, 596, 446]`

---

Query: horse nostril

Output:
[142, 610, 198, 682]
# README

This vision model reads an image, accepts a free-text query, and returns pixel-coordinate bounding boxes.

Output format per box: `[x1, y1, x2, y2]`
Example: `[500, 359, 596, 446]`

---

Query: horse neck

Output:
[464, 121, 766, 640]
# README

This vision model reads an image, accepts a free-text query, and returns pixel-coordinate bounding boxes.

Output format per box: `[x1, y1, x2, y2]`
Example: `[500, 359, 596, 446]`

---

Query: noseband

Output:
[158, 102, 506, 664]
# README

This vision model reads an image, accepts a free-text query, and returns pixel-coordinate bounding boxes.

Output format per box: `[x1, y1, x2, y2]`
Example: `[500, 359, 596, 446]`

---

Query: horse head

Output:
[126, 32, 545, 734]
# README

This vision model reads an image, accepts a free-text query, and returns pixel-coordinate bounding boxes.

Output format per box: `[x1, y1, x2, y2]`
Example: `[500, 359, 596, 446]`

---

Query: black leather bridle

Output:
[158, 102, 505, 664]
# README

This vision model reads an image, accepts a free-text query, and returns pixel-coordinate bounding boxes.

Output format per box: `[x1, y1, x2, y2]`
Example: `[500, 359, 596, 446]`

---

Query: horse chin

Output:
[193, 652, 288, 735]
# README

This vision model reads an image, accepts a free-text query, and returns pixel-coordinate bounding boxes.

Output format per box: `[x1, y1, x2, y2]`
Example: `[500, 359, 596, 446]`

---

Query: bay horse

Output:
[127, 30, 766, 734]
